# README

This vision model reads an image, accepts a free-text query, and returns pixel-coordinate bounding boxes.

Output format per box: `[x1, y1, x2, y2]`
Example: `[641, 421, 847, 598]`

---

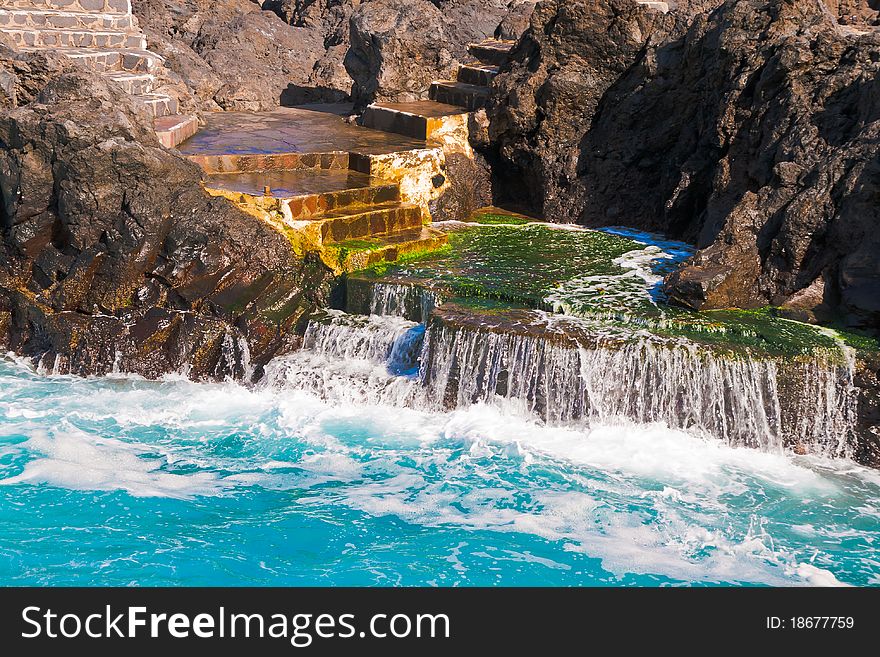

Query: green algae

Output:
[365, 224, 641, 307]
[333, 239, 378, 268]
[361, 244, 453, 278]
[468, 212, 533, 226]
[652, 308, 842, 357]
[353, 216, 878, 359]
[828, 326, 880, 354]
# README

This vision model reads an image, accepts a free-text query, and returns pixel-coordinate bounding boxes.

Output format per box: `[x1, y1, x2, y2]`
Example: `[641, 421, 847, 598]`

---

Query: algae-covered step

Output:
[348, 211, 874, 360]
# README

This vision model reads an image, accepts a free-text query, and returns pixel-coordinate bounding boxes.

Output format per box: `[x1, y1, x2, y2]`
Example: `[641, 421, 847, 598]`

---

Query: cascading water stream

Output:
[419, 320, 857, 457]
[265, 283, 859, 459]
[1, 222, 876, 587]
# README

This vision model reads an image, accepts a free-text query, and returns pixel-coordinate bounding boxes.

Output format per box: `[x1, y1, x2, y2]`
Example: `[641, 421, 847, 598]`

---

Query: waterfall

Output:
[304, 310, 423, 365]
[265, 305, 857, 458]
[345, 277, 443, 323]
[263, 311, 425, 407]
[265, 254, 864, 460]
[418, 319, 857, 457]
[218, 328, 255, 381]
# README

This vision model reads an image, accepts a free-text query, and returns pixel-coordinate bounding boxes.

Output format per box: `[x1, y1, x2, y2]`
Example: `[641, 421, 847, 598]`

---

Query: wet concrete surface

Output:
[204, 169, 393, 199]
[179, 107, 428, 157]
[370, 101, 469, 118]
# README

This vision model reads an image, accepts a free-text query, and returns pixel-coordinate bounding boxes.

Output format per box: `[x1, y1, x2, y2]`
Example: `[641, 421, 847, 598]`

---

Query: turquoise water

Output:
[1, 355, 879, 587]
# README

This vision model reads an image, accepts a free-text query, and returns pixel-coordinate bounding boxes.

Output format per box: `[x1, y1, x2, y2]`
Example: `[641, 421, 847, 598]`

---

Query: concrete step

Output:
[103, 71, 154, 95]
[430, 81, 490, 111]
[0, 9, 137, 31]
[457, 63, 498, 87]
[467, 39, 515, 67]
[302, 201, 424, 247]
[3, 1, 132, 14]
[132, 93, 177, 118]
[330, 226, 449, 274]
[154, 114, 200, 149]
[0, 27, 145, 49]
[361, 101, 469, 140]
[40, 47, 163, 72]
[204, 169, 401, 221]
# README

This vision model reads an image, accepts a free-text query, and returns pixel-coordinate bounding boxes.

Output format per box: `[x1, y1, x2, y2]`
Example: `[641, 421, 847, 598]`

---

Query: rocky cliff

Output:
[132, 0, 350, 111]
[486, 0, 880, 333]
[131, 0, 537, 112]
[0, 47, 332, 379]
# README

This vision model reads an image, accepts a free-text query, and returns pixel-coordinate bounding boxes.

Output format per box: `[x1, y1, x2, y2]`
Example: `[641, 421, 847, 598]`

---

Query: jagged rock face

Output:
[486, 0, 680, 218]
[486, 0, 880, 332]
[494, 1, 538, 39]
[429, 151, 494, 223]
[827, 0, 880, 25]
[346, 0, 454, 107]
[345, 0, 533, 108]
[0, 49, 332, 380]
[263, 0, 353, 33]
[131, 0, 350, 111]
[854, 352, 880, 466]
[131, 0, 537, 111]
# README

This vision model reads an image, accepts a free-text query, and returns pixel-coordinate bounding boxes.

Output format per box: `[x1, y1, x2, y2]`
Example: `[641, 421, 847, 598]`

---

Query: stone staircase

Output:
[0, 0, 198, 148]
[204, 168, 446, 274]
[363, 0, 670, 140]
[428, 39, 512, 112]
[178, 108, 451, 274]
[359, 39, 516, 144]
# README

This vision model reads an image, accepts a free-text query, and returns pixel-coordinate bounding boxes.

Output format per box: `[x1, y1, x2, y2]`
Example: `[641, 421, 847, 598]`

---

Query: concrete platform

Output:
[429, 81, 490, 111]
[361, 101, 469, 140]
[467, 39, 516, 66]
[178, 107, 429, 158]
[204, 169, 401, 221]
[457, 63, 498, 87]
[329, 227, 449, 273]
[180, 106, 451, 273]
[205, 169, 391, 199]
[154, 114, 199, 149]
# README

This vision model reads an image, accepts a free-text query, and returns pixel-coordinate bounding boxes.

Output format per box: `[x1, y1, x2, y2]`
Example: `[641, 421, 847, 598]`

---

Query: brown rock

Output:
[429, 151, 494, 223]
[346, 0, 533, 108]
[132, 0, 349, 111]
[0, 48, 332, 380]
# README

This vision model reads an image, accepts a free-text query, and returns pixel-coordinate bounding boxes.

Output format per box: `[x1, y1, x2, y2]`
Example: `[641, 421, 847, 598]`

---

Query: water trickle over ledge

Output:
[265, 216, 873, 461]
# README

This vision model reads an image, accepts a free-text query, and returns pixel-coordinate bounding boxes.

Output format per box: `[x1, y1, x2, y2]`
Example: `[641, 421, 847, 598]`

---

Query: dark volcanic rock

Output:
[486, 0, 678, 218]
[496, 1, 539, 40]
[487, 0, 880, 333]
[132, 0, 350, 111]
[345, 0, 456, 108]
[854, 351, 880, 467]
[429, 151, 495, 223]
[0, 48, 331, 380]
[346, 0, 534, 108]
[133, 0, 536, 111]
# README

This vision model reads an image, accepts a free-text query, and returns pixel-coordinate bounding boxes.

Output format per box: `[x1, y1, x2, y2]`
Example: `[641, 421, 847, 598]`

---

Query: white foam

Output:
[788, 563, 849, 587]
[0, 427, 221, 499]
[2, 356, 876, 586]
[440, 404, 837, 494]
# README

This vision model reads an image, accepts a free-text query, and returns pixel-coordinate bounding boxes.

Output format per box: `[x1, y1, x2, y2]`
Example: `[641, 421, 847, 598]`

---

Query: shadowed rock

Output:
[486, 0, 880, 332]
